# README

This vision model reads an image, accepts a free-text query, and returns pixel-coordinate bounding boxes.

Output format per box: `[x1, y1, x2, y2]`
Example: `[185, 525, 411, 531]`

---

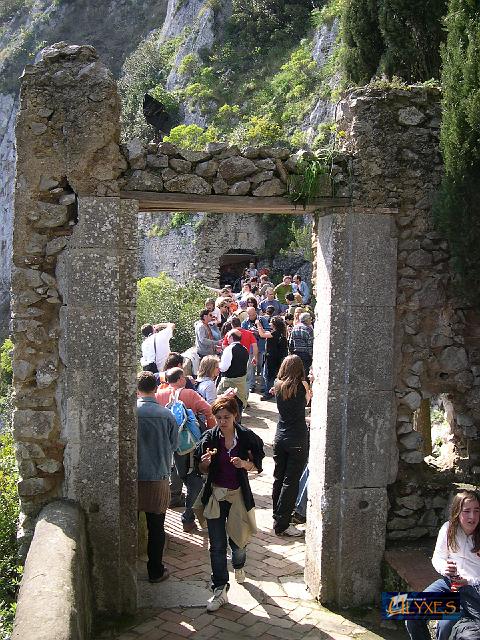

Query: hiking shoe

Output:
[183, 521, 198, 533]
[206, 584, 229, 612]
[149, 569, 170, 583]
[291, 513, 307, 525]
[260, 394, 273, 401]
[276, 525, 304, 537]
[234, 568, 246, 583]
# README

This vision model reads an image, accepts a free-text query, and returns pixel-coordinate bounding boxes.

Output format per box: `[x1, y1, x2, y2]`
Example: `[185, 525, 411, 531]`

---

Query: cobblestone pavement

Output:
[99, 393, 402, 640]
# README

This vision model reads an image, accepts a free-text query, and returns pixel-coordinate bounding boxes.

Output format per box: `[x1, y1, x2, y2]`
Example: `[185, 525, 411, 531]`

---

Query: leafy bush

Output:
[434, 0, 480, 306]
[231, 115, 283, 147]
[163, 124, 217, 150]
[119, 32, 184, 141]
[137, 274, 211, 354]
[170, 212, 194, 229]
[280, 220, 313, 262]
[0, 337, 19, 640]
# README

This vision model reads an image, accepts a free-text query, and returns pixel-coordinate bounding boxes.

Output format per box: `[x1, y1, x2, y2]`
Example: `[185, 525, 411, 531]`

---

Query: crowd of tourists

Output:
[138, 268, 480, 636]
[138, 266, 313, 611]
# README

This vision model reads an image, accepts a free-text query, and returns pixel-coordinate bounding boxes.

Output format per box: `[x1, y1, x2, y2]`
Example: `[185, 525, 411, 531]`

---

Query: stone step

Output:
[384, 547, 440, 592]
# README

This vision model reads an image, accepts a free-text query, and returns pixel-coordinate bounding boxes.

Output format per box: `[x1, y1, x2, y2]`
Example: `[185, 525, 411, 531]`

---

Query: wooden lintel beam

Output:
[120, 191, 350, 214]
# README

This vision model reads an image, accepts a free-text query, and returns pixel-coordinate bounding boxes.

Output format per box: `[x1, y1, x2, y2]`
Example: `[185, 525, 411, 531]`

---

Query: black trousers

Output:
[272, 439, 308, 533]
[145, 512, 166, 580]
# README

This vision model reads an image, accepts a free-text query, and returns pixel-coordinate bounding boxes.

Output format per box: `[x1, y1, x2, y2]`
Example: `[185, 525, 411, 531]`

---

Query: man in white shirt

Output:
[140, 322, 175, 373]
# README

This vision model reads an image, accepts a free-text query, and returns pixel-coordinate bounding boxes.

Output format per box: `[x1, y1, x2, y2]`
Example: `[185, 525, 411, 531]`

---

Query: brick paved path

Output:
[98, 395, 401, 640]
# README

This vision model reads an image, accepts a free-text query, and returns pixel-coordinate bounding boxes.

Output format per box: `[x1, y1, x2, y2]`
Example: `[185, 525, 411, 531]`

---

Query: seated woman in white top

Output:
[406, 489, 480, 640]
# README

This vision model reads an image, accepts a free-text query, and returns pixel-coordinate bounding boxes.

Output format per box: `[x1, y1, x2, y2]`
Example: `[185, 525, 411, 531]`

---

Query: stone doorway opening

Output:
[219, 249, 257, 291]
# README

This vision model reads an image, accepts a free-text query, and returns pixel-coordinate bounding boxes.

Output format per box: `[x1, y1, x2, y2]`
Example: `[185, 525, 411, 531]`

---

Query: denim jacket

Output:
[137, 397, 178, 481]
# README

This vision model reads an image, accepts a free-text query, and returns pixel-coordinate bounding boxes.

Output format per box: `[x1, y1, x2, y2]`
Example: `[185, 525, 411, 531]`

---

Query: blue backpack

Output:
[167, 389, 202, 455]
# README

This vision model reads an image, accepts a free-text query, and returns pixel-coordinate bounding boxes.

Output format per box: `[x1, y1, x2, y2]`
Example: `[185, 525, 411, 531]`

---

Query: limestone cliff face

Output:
[0, 0, 172, 335]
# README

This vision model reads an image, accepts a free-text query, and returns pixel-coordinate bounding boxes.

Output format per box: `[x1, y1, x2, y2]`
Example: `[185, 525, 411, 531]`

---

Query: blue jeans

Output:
[206, 500, 247, 590]
[405, 578, 456, 640]
[247, 351, 265, 392]
[173, 452, 204, 524]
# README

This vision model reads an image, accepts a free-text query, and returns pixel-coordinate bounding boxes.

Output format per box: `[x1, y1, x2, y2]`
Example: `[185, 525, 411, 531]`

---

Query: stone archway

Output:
[11, 42, 480, 618]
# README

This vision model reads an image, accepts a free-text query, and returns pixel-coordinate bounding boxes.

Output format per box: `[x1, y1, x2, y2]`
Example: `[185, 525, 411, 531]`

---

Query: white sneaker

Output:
[234, 568, 245, 583]
[276, 525, 304, 537]
[206, 584, 229, 612]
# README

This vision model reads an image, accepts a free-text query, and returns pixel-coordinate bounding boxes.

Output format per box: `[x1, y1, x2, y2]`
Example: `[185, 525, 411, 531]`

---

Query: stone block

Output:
[71, 197, 137, 251]
[125, 170, 163, 191]
[67, 251, 119, 307]
[63, 306, 120, 372]
[195, 159, 218, 178]
[164, 174, 211, 194]
[18, 476, 56, 496]
[13, 409, 56, 440]
[218, 156, 257, 183]
[228, 181, 251, 196]
[325, 304, 395, 390]
[12, 500, 92, 640]
[146, 153, 168, 169]
[252, 178, 286, 196]
[169, 158, 191, 172]
[305, 485, 387, 606]
[33, 202, 68, 229]
[314, 389, 396, 488]
[315, 212, 397, 307]
[179, 149, 211, 162]
[45, 237, 68, 256]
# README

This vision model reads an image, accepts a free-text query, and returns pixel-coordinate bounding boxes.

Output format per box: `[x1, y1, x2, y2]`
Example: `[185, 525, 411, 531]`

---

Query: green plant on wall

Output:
[0, 337, 20, 639]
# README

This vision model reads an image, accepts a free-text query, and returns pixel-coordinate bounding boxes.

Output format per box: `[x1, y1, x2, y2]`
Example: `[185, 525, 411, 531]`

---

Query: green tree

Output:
[435, 0, 480, 305]
[378, 0, 447, 82]
[341, 0, 383, 84]
[137, 274, 211, 354]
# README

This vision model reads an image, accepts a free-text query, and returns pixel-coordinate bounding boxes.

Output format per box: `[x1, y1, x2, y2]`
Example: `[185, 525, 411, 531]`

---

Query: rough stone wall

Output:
[337, 87, 480, 541]
[12, 42, 137, 614]
[0, 93, 17, 340]
[138, 211, 267, 286]
[121, 138, 297, 198]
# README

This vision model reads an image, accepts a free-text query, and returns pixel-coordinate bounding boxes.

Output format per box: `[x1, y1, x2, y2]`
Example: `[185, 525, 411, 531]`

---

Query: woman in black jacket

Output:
[194, 395, 264, 612]
[272, 354, 311, 537]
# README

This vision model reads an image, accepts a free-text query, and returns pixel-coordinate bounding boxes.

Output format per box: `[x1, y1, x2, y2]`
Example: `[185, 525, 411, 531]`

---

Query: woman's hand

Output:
[445, 559, 458, 577]
[230, 456, 244, 469]
[201, 448, 217, 467]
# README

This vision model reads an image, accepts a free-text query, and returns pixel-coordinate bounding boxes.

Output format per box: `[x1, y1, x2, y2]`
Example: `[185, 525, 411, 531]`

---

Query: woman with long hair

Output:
[194, 396, 265, 612]
[255, 316, 288, 401]
[406, 489, 480, 640]
[271, 354, 311, 537]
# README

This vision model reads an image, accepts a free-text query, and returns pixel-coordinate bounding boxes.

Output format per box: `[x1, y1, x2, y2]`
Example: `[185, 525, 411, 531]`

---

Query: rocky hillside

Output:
[0, 0, 342, 337]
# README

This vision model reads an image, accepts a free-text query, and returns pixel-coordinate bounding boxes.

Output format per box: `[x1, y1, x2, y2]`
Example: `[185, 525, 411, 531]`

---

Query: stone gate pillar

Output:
[12, 43, 137, 615]
[305, 209, 397, 605]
